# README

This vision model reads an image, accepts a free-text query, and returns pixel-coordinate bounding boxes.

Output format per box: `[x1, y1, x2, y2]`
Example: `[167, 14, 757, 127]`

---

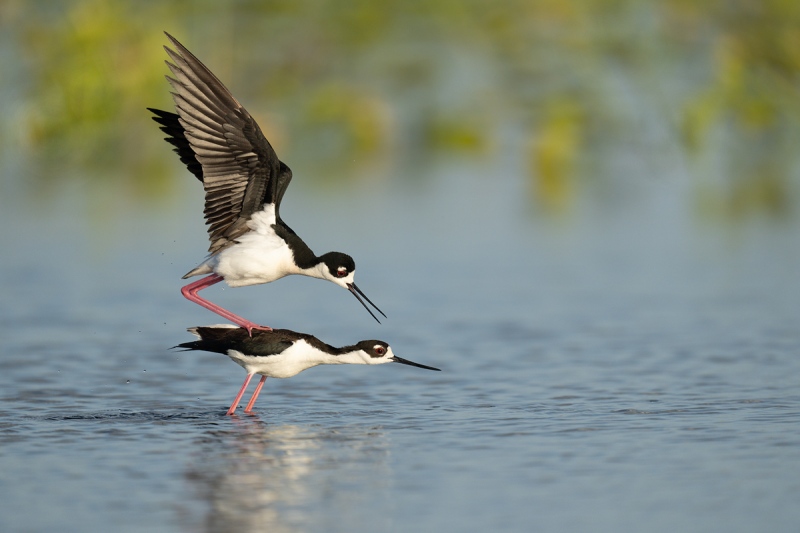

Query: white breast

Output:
[225, 340, 339, 378]
[209, 205, 303, 287]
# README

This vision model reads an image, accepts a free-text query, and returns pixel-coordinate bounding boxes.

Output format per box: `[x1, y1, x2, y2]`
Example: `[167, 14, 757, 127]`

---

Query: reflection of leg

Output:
[244, 376, 268, 413]
[181, 274, 271, 335]
[226, 373, 254, 415]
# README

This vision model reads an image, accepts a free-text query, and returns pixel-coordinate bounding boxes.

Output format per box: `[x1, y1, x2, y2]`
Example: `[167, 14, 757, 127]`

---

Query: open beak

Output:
[391, 355, 441, 371]
[348, 283, 387, 324]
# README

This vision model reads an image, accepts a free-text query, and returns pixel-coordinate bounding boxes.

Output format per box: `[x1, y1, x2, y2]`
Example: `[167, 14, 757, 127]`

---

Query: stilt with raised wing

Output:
[149, 33, 384, 334]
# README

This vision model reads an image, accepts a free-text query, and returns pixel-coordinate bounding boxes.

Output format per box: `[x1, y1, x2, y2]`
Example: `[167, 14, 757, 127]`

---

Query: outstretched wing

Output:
[148, 108, 203, 181]
[160, 32, 289, 255]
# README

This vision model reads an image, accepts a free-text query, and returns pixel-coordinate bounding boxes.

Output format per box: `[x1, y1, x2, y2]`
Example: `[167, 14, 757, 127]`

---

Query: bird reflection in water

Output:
[180, 418, 390, 532]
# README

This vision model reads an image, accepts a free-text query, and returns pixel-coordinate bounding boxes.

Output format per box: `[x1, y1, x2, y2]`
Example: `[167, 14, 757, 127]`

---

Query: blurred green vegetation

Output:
[2, 0, 799, 219]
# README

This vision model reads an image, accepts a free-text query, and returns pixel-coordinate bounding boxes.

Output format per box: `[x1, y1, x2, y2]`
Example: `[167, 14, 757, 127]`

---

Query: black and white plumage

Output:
[148, 33, 384, 334]
[177, 325, 440, 415]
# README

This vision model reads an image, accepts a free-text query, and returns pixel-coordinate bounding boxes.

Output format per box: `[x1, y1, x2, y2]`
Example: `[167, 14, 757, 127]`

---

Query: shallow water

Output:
[2, 162, 800, 532]
[3, 4, 800, 529]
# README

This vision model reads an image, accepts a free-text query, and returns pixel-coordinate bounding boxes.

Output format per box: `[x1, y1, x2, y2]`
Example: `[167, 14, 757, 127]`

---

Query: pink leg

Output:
[226, 373, 254, 415]
[181, 274, 271, 335]
[244, 375, 267, 413]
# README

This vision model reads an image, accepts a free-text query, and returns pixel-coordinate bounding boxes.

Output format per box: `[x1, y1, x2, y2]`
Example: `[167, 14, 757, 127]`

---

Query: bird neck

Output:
[297, 342, 366, 366]
[302, 261, 332, 281]
[330, 349, 369, 365]
[273, 223, 319, 270]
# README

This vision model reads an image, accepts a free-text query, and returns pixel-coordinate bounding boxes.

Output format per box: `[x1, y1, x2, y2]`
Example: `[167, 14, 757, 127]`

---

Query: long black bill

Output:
[348, 283, 387, 324]
[392, 356, 441, 371]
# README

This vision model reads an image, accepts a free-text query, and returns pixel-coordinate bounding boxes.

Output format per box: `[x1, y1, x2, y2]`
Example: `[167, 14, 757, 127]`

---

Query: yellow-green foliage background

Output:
[3, 0, 799, 220]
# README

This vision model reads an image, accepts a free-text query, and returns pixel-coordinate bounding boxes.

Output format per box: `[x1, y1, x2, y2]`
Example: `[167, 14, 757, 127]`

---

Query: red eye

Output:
[337, 269, 347, 277]
[374, 346, 386, 355]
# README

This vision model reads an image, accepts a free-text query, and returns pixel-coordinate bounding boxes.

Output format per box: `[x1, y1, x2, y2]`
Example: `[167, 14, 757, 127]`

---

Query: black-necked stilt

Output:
[148, 33, 384, 334]
[176, 325, 440, 415]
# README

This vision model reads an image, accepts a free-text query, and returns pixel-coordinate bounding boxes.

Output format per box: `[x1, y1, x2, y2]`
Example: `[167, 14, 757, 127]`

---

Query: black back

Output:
[176, 326, 358, 357]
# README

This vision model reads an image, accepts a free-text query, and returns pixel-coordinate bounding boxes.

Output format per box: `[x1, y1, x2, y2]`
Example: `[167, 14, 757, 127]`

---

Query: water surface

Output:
[2, 166, 799, 532]
[2, 3, 800, 532]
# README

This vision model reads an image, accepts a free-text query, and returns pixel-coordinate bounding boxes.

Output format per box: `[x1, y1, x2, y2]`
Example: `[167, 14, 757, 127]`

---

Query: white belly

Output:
[225, 340, 335, 378]
[212, 233, 298, 286]
[207, 205, 302, 287]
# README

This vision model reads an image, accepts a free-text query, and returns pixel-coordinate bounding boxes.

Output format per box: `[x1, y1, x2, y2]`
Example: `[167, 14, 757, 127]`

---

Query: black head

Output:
[353, 340, 441, 371]
[355, 340, 391, 359]
[320, 251, 356, 281]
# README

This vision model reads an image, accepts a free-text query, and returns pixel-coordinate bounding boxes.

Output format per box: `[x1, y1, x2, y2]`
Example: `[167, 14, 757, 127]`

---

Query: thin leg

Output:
[182, 274, 271, 335]
[226, 373, 254, 415]
[244, 375, 267, 413]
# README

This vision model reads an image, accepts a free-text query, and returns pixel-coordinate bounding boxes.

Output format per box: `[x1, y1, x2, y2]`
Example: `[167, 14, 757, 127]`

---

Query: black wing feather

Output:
[178, 327, 296, 357]
[176, 326, 344, 357]
[274, 162, 293, 222]
[154, 32, 291, 255]
[148, 108, 203, 181]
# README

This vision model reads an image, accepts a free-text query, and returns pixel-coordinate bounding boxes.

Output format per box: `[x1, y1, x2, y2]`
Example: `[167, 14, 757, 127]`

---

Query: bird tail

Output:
[171, 324, 245, 354]
[182, 262, 214, 279]
[171, 341, 201, 351]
